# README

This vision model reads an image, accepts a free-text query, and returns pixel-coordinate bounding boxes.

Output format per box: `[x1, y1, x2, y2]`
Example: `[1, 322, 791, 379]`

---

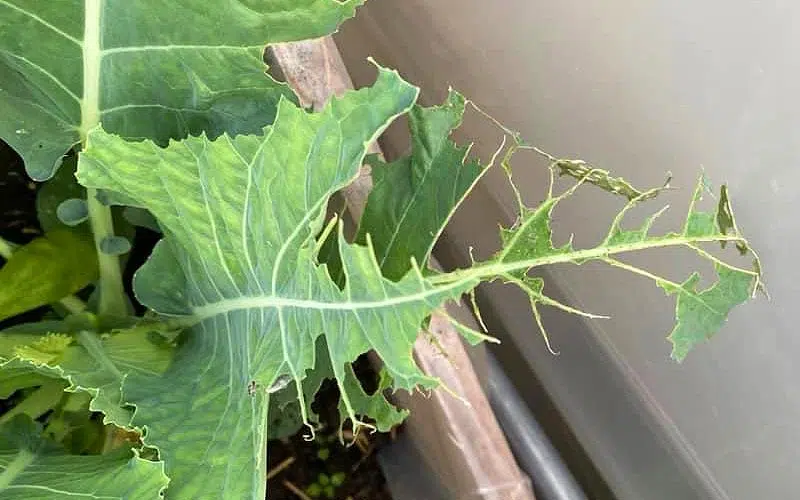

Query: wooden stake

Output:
[266, 456, 295, 481]
[282, 480, 312, 500]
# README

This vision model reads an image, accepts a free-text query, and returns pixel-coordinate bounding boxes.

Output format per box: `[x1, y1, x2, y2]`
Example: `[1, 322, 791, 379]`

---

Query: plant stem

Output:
[0, 380, 65, 426]
[78, 0, 127, 318]
[59, 295, 88, 315]
[428, 234, 752, 286]
[86, 190, 127, 317]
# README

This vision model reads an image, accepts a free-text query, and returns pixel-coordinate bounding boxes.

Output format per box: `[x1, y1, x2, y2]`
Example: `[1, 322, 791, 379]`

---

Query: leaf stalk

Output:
[429, 234, 755, 286]
[79, 0, 127, 318]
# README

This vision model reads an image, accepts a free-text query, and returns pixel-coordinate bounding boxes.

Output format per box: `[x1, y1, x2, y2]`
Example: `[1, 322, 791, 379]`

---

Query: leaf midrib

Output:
[191, 273, 476, 320]
[433, 233, 753, 285]
[189, 232, 753, 323]
[79, 0, 102, 139]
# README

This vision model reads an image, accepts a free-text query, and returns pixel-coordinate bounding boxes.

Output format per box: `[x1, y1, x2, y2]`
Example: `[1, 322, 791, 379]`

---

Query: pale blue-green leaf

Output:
[310, 90, 486, 426]
[2, 327, 175, 427]
[270, 337, 408, 438]
[0, 0, 364, 180]
[76, 68, 476, 499]
[99, 235, 131, 255]
[0, 415, 168, 499]
[123, 207, 161, 233]
[55, 198, 88, 226]
[0, 358, 56, 399]
[338, 365, 408, 433]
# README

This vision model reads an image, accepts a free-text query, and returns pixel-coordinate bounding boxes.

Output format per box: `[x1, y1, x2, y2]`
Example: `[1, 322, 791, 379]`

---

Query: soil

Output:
[0, 140, 397, 499]
[0, 141, 40, 244]
[267, 356, 396, 500]
[0, 140, 48, 331]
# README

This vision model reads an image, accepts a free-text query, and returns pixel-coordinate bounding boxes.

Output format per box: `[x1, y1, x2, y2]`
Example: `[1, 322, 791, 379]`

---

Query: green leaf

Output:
[99, 235, 132, 256]
[0, 360, 52, 399]
[338, 364, 408, 433]
[1, 325, 176, 427]
[68, 64, 761, 498]
[0, 415, 168, 499]
[356, 90, 485, 281]
[0, 379, 66, 426]
[267, 398, 304, 441]
[76, 68, 474, 499]
[55, 198, 89, 227]
[294, 91, 485, 435]
[0, 230, 97, 322]
[448, 148, 763, 359]
[42, 390, 107, 455]
[661, 265, 754, 362]
[271, 338, 408, 438]
[661, 177, 762, 360]
[0, 330, 103, 405]
[35, 155, 86, 233]
[123, 207, 161, 233]
[0, 0, 364, 180]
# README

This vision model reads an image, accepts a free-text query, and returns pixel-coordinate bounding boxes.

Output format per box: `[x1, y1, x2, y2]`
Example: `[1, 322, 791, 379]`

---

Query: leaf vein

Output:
[0, 1, 82, 46]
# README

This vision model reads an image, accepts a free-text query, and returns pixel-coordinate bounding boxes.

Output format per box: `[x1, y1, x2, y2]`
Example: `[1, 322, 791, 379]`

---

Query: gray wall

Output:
[336, 1, 796, 499]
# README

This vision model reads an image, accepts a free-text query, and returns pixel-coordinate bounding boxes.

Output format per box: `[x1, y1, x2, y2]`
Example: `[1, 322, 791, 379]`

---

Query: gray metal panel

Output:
[485, 350, 588, 500]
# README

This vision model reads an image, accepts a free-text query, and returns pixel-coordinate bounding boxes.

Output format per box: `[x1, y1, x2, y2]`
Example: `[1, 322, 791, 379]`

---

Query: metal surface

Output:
[485, 351, 588, 500]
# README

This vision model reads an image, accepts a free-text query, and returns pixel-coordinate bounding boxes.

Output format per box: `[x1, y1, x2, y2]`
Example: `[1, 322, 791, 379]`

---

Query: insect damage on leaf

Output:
[74, 67, 481, 499]
[435, 129, 764, 361]
[0, 4, 766, 498]
[356, 89, 487, 282]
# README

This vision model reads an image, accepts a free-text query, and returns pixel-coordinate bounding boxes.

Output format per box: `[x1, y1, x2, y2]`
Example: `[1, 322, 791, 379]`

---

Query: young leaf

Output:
[76, 68, 473, 499]
[0, 0, 363, 180]
[56, 198, 89, 227]
[0, 230, 97, 322]
[99, 235, 132, 256]
[35, 155, 86, 233]
[356, 90, 486, 281]
[0, 415, 168, 499]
